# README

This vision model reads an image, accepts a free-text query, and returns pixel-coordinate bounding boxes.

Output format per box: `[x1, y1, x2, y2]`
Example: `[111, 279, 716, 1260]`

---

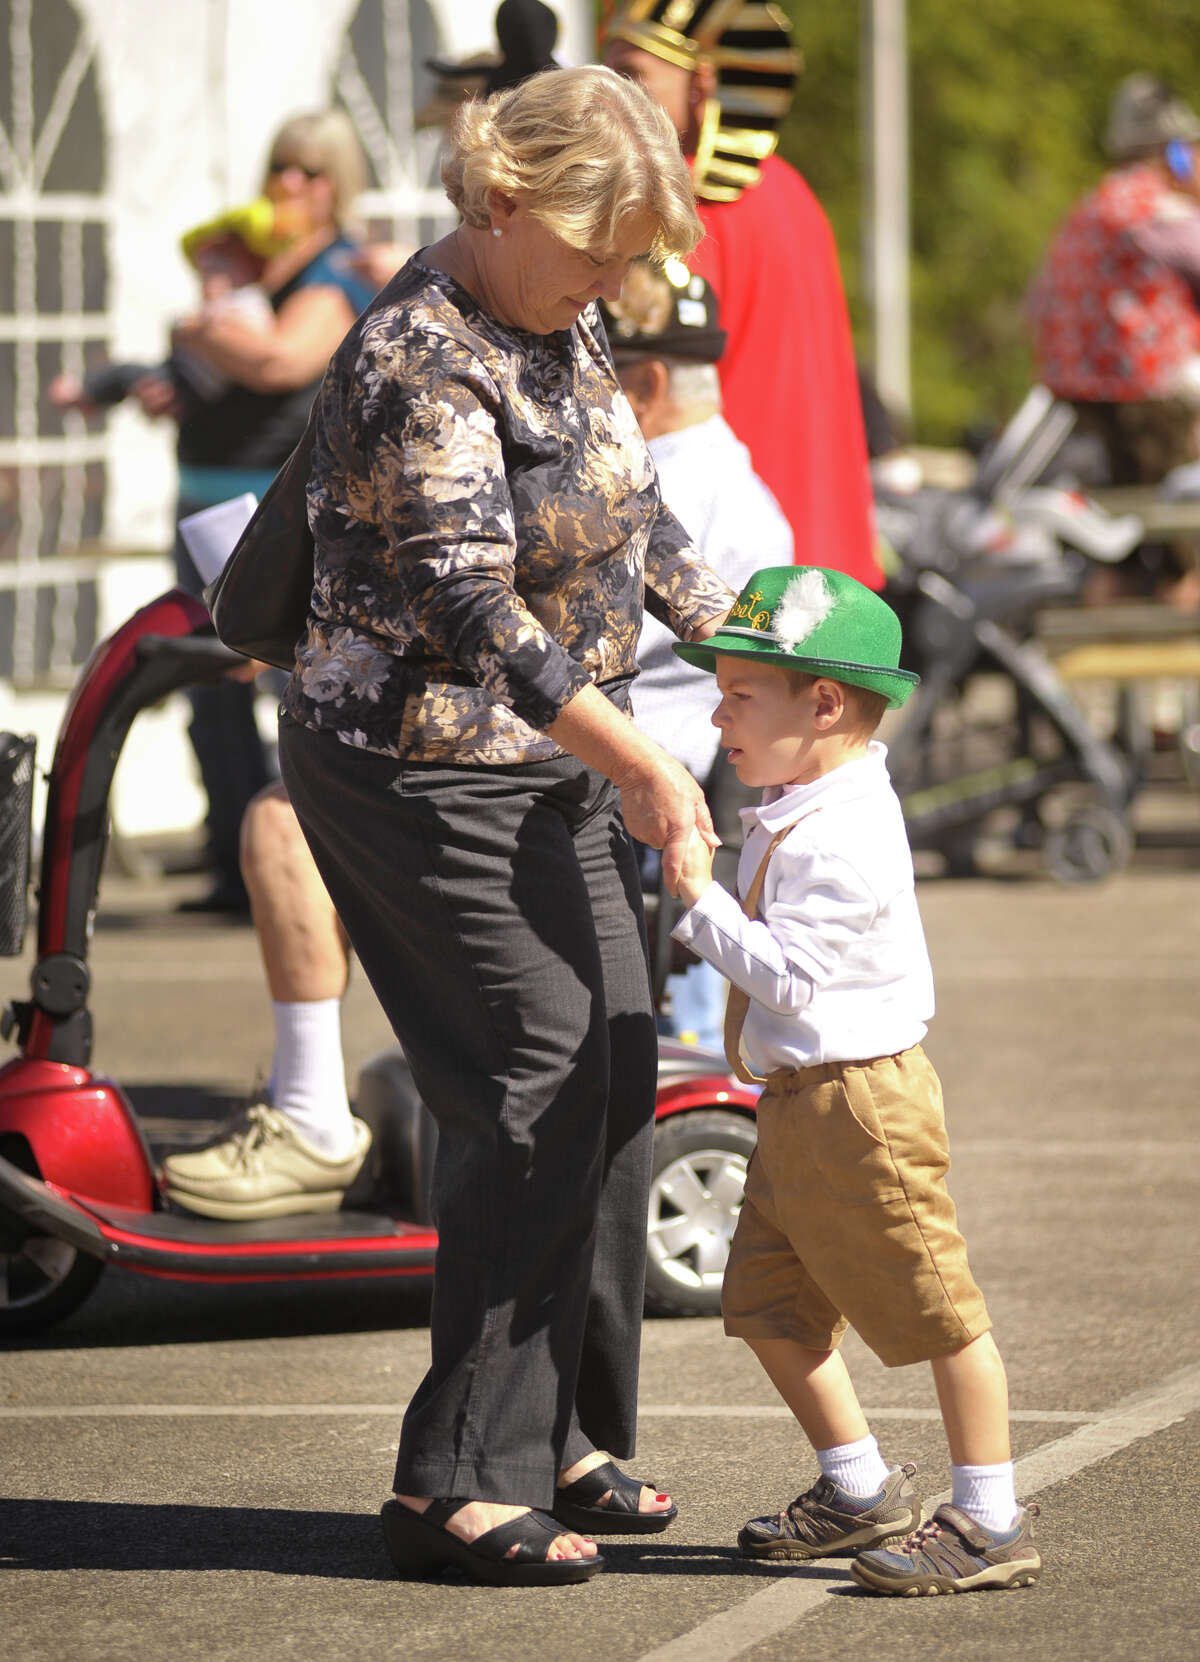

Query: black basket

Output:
[0, 733, 36, 956]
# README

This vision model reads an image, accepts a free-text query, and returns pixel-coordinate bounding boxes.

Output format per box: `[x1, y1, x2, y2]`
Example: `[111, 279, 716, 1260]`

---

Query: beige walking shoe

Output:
[162, 1104, 371, 1220]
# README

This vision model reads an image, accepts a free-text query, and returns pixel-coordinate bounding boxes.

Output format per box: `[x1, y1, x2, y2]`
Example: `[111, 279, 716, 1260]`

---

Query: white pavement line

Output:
[0, 1403, 1101, 1423]
[936, 960, 1194, 982]
[638, 1406, 1098, 1424]
[1010, 1363, 1200, 1494]
[90, 963, 265, 983]
[953, 1140, 1198, 1159]
[634, 1364, 1200, 1662]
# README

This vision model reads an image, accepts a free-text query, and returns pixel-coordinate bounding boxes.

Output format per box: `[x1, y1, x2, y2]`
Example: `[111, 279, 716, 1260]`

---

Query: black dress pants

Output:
[279, 716, 659, 1508]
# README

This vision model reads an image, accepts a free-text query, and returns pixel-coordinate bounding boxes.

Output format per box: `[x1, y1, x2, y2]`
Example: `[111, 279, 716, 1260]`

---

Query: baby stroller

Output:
[875, 389, 1143, 882]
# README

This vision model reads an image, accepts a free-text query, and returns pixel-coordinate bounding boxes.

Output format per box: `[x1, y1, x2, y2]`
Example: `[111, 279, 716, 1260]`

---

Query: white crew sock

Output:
[951, 1461, 1019, 1533]
[816, 1434, 891, 1498]
[267, 999, 356, 1158]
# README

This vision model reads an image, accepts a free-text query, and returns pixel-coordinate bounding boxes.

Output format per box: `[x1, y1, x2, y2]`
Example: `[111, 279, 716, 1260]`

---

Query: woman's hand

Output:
[545, 682, 719, 892]
[131, 372, 184, 420]
[223, 656, 269, 684]
[341, 241, 412, 292]
[689, 608, 730, 643]
[668, 827, 716, 908]
[613, 751, 718, 894]
[172, 284, 356, 394]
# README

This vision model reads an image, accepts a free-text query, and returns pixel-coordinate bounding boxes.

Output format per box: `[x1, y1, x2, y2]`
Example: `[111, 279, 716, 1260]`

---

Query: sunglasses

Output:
[268, 160, 325, 180]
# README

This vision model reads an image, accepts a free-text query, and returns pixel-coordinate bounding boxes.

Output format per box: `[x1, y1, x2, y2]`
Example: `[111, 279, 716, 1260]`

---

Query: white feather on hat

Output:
[772, 569, 835, 654]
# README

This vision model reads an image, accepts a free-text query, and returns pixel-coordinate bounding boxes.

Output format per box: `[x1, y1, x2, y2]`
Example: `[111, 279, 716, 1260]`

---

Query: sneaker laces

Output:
[898, 1516, 944, 1552]
[225, 1104, 285, 1170]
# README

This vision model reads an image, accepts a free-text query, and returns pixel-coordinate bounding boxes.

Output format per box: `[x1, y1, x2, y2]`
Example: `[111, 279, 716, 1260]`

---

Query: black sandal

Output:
[551, 1459, 678, 1536]
[381, 1497, 604, 1586]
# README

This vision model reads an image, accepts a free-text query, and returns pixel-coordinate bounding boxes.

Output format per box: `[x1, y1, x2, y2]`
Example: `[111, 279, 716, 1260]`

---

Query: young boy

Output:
[668, 565, 1042, 1595]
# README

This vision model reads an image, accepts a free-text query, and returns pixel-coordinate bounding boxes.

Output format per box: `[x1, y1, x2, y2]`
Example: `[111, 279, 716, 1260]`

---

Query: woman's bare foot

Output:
[392, 1495, 597, 1561]
[557, 1451, 674, 1517]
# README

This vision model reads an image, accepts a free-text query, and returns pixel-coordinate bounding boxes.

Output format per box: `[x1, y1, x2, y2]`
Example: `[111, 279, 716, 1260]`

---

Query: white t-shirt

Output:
[672, 742, 934, 1071]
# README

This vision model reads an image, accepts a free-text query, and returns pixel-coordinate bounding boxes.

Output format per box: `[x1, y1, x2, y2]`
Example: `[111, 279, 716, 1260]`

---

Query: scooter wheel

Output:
[0, 1235, 105, 1335]
[644, 1109, 756, 1317]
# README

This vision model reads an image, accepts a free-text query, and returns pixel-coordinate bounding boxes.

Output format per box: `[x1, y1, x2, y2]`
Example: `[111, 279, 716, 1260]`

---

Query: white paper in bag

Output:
[179, 493, 259, 588]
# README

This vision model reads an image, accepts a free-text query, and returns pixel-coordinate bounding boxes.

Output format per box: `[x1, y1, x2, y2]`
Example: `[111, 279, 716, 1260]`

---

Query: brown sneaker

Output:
[851, 1502, 1042, 1596]
[738, 1464, 919, 1561]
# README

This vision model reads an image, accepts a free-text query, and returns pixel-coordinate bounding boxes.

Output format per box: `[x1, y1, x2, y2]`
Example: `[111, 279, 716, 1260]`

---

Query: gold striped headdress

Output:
[605, 1, 801, 202]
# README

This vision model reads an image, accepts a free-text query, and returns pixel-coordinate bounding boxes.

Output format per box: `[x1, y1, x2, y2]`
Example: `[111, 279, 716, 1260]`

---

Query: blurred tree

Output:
[772, 1, 1200, 443]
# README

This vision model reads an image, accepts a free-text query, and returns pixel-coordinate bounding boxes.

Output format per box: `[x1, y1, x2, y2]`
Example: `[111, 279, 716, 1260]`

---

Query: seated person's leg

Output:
[242, 782, 359, 1156]
[162, 783, 369, 1216]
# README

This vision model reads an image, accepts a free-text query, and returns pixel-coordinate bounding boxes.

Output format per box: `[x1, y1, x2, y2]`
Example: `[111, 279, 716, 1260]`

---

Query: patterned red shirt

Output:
[1028, 163, 1200, 402]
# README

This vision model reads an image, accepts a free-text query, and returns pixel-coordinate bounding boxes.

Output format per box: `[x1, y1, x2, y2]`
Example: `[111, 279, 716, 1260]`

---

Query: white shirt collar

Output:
[740, 740, 891, 834]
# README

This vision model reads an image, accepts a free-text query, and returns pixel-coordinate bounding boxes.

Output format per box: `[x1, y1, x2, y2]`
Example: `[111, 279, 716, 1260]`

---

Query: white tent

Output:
[0, 0, 587, 835]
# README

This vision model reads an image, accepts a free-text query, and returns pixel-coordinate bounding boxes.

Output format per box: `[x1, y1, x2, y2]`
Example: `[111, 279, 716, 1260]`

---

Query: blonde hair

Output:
[442, 65, 702, 260]
[264, 109, 368, 229]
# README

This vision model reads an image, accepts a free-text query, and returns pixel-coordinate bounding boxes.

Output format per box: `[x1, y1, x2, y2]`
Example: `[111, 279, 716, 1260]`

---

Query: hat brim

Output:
[608, 326, 727, 364]
[673, 635, 920, 709]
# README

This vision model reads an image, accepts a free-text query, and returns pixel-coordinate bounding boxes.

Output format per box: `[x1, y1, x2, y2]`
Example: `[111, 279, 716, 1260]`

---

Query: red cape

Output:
[692, 155, 882, 588]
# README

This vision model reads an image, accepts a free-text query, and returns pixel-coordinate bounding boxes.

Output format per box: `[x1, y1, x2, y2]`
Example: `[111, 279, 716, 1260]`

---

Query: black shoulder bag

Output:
[204, 398, 318, 671]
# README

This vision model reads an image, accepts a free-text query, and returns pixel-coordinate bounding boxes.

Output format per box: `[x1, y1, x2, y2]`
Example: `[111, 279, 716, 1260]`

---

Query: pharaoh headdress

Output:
[605, 0, 800, 202]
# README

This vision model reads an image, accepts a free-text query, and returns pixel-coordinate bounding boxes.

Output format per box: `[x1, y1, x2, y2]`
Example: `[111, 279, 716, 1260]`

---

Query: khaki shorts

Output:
[722, 1045, 991, 1367]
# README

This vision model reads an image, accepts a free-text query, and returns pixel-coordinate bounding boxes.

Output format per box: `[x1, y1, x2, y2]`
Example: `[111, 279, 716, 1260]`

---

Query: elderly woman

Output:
[277, 66, 733, 1587]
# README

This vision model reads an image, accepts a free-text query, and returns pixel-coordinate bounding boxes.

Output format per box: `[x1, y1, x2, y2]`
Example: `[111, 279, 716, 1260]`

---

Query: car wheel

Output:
[644, 1109, 756, 1317]
[0, 1234, 104, 1335]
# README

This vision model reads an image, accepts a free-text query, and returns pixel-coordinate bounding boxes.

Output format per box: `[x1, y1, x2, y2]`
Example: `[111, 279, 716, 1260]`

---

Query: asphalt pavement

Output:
[2, 784, 1199, 1662]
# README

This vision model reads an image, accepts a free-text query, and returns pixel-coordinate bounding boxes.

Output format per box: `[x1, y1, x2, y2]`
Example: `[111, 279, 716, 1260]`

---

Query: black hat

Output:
[421, 1, 559, 119]
[605, 0, 801, 202]
[416, 55, 497, 129]
[598, 259, 727, 363]
[489, 0, 559, 93]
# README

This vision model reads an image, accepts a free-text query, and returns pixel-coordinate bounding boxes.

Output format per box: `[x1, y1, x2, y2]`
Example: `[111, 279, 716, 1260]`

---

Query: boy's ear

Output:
[811, 678, 846, 728]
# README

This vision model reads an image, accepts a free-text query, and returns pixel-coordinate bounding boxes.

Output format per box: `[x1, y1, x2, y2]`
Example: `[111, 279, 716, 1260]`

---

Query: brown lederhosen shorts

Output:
[722, 1044, 991, 1367]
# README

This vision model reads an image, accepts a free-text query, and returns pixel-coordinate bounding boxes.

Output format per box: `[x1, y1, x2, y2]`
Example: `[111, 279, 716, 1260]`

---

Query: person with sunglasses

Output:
[105, 110, 372, 916]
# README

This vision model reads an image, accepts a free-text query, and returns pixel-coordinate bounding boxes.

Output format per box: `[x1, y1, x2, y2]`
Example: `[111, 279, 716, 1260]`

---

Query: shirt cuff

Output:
[672, 878, 740, 948]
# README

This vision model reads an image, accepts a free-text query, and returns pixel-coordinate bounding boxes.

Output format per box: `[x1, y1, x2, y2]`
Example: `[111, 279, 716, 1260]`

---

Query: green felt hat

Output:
[673, 565, 920, 709]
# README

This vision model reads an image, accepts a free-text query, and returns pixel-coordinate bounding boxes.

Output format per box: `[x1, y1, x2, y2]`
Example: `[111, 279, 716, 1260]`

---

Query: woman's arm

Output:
[547, 682, 717, 888]
[172, 284, 356, 394]
[642, 499, 736, 641]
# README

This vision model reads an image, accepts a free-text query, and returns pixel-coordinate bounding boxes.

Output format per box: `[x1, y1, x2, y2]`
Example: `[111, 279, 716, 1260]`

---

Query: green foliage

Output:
[773, 1, 1200, 442]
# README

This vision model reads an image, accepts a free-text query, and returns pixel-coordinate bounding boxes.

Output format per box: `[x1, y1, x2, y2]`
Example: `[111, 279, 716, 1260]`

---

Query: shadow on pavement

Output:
[1, 1498, 391, 1579]
[596, 1542, 858, 1582]
[1, 1503, 827, 1583]
[0, 1270, 433, 1352]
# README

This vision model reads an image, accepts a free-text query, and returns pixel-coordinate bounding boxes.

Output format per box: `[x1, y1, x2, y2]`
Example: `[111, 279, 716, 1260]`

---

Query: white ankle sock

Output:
[268, 999, 356, 1158]
[951, 1461, 1018, 1533]
[816, 1434, 891, 1497]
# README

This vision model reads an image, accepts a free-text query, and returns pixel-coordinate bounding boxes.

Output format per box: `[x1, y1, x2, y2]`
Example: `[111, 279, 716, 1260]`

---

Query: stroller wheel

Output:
[1042, 803, 1132, 885]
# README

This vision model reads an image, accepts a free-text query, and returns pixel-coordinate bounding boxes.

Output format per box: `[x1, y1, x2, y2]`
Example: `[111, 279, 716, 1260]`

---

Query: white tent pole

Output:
[861, 0, 911, 425]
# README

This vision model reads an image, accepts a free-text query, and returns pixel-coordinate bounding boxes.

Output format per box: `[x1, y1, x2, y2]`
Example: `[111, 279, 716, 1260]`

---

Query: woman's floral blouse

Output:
[282, 256, 734, 764]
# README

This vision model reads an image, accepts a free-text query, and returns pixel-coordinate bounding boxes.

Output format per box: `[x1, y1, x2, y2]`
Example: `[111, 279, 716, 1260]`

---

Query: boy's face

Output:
[710, 657, 822, 789]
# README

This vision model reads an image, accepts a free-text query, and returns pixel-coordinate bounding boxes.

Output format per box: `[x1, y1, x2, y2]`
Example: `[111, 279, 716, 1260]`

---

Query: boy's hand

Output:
[669, 826, 715, 909]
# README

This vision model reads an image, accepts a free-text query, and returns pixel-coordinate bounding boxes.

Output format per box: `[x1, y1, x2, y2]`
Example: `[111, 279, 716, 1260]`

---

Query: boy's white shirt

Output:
[671, 740, 934, 1072]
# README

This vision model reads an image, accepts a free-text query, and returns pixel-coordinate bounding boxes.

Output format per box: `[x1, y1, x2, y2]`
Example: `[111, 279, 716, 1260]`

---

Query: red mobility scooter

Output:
[0, 589, 758, 1335]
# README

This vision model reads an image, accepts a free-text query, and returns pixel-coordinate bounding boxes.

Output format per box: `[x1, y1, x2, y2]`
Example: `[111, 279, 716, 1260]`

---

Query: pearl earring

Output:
[492, 226, 503, 238]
